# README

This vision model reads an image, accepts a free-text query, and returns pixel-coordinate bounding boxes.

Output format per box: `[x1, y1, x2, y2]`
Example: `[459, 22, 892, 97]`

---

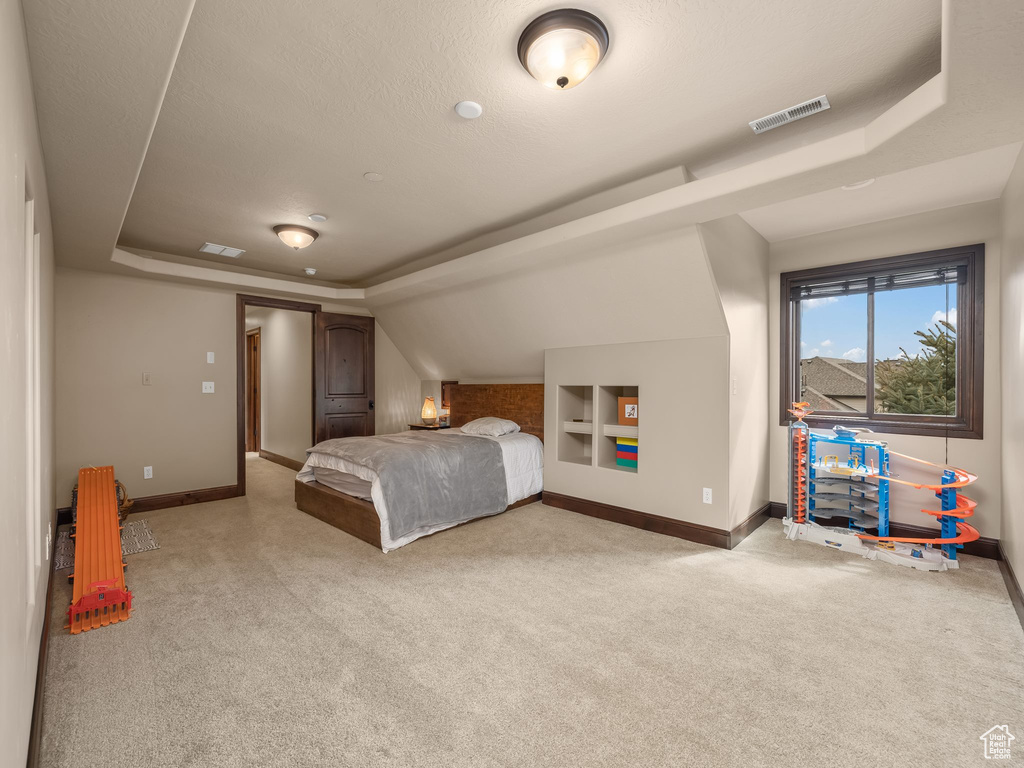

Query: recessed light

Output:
[518, 9, 610, 89]
[454, 101, 483, 119]
[199, 242, 245, 258]
[304, 267, 317, 276]
[273, 224, 319, 250]
[308, 213, 327, 223]
[841, 178, 876, 191]
[363, 172, 384, 182]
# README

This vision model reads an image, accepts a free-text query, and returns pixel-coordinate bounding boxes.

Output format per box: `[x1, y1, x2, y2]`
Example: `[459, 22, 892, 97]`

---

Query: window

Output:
[780, 245, 984, 438]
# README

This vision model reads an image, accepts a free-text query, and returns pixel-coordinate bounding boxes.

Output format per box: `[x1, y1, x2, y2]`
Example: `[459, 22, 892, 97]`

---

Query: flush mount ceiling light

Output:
[363, 171, 384, 182]
[518, 9, 609, 90]
[273, 224, 319, 250]
[308, 213, 328, 223]
[841, 178, 876, 191]
[304, 267, 317, 276]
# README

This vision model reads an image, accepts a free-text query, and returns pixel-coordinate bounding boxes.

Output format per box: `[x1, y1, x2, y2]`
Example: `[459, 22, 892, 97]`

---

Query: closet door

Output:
[314, 312, 375, 442]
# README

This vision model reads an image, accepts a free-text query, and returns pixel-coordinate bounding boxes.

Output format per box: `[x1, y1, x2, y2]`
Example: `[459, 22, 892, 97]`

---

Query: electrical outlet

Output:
[144, 466, 153, 480]
[46, 523, 52, 560]
[732, 377, 737, 395]
[142, 372, 152, 386]
[702, 487, 713, 504]
[207, 351, 215, 364]
[202, 381, 215, 394]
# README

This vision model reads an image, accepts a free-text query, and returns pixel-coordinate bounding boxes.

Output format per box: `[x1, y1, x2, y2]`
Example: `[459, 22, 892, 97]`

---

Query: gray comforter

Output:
[306, 431, 508, 541]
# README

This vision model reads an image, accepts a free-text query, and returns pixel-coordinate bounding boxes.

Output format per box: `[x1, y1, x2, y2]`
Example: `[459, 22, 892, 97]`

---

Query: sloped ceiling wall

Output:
[370, 225, 727, 381]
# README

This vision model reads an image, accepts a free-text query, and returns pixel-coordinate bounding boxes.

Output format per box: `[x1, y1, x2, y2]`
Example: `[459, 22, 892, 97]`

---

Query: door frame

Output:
[236, 294, 321, 496]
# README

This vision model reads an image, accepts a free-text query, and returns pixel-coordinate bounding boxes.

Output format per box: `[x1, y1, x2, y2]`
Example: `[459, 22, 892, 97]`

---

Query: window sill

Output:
[778, 413, 982, 440]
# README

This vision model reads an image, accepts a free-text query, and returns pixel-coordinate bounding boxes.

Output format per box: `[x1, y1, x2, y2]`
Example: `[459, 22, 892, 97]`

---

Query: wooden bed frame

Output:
[294, 383, 544, 548]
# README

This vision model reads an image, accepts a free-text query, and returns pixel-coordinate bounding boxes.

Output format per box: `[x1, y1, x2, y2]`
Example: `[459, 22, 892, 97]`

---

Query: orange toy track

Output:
[67, 466, 133, 634]
[792, 429, 808, 523]
[855, 452, 980, 548]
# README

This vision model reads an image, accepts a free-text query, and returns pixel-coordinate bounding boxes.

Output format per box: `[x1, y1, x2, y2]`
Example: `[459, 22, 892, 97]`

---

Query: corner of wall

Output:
[999, 145, 1024, 574]
[698, 216, 771, 528]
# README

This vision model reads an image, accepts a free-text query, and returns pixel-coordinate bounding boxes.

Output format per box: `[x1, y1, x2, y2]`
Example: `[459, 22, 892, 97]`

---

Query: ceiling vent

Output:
[749, 95, 830, 134]
[199, 242, 245, 258]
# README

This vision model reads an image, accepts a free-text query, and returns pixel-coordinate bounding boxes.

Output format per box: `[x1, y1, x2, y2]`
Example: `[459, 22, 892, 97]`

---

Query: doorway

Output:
[236, 295, 376, 496]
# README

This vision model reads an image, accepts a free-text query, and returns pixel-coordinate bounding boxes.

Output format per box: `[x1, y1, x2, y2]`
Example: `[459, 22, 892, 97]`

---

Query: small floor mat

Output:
[54, 519, 160, 571]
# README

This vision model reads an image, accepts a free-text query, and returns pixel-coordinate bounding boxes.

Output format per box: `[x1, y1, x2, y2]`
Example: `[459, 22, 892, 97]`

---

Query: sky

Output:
[800, 283, 956, 363]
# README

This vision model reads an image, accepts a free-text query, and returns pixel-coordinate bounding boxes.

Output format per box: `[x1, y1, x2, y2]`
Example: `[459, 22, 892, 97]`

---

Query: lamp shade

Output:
[421, 396, 437, 425]
[273, 224, 319, 250]
[518, 9, 609, 90]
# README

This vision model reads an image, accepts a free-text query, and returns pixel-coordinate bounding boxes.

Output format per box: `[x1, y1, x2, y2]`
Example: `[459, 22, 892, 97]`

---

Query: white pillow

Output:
[460, 417, 521, 437]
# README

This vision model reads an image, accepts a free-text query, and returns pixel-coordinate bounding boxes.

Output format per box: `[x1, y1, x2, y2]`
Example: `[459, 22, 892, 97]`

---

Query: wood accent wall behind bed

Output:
[449, 384, 544, 442]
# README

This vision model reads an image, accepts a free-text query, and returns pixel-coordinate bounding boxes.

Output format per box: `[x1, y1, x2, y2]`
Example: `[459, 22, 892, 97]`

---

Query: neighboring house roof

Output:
[801, 385, 858, 413]
[799, 356, 873, 412]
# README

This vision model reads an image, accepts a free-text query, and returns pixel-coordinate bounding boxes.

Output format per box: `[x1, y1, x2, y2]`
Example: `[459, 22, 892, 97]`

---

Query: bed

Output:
[294, 383, 544, 551]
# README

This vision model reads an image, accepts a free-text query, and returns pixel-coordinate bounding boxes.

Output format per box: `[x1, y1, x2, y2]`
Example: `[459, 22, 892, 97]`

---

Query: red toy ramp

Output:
[67, 466, 133, 634]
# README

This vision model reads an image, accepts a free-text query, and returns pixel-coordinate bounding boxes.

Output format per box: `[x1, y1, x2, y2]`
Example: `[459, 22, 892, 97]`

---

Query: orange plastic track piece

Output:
[856, 521, 980, 547]
[884, 451, 977, 491]
[857, 487, 981, 548]
[792, 429, 808, 523]
[67, 467, 133, 634]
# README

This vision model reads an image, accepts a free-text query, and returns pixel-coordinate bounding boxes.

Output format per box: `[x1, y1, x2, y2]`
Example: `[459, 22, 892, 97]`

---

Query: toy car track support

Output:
[67, 466, 133, 634]
[787, 402, 811, 524]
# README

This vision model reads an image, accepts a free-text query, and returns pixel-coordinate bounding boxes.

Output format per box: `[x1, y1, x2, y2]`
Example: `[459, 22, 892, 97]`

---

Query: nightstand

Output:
[408, 423, 450, 430]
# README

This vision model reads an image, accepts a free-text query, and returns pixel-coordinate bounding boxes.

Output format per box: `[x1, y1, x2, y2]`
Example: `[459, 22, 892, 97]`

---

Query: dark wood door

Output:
[314, 312, 375, 443]
[245, 328, 261, 451]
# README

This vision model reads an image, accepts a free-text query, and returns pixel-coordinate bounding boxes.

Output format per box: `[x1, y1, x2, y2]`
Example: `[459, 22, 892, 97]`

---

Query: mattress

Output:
[311, 467, 373, 501]
[298, 428, 544, 552]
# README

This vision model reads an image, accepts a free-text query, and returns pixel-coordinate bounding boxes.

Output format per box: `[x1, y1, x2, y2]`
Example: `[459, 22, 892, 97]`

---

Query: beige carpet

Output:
[40, 457, 1024, 767]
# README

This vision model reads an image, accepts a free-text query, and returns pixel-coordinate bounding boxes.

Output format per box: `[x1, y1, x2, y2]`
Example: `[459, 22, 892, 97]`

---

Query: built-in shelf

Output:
[563, 421, 594, 435]
[558, 386, 594, 465]
[597, 385, 639, 472]
[557, 384, 639, 471]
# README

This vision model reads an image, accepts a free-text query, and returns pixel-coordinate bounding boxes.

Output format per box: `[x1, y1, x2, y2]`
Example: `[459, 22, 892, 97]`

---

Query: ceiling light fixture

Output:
[273, 224, 319, 250]
[308, 213, 327, 223]
[304, 267, 317, 276]
[363, 171, 384, 182]
[518, 9, 609, 90]
[841, 178, 876, 191]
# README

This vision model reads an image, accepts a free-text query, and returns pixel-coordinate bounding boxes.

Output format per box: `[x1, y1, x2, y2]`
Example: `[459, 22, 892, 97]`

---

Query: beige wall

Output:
[768, 201, 1004, 538]
[544, 337, 731, 529]
[374, 328, 422, 435]
[1, 0, 56, 759]
[373, 225, 727, 381]
[700, 216, 771, 527]
[1000, 146, 1024, 572]
[245, 307, 312, 463]
[56, 269, 421, 504]
[56, 269, 238, 501]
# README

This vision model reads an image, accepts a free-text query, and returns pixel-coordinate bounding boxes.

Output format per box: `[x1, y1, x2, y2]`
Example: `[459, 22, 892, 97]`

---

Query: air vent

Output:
[199, 242, 245, 258]
[749, 95, 831, 134]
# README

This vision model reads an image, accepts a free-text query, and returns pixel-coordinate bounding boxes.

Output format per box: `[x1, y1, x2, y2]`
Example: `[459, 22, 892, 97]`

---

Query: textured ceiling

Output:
[111, 0, 940, 283]
[739, 142, 1024, 242]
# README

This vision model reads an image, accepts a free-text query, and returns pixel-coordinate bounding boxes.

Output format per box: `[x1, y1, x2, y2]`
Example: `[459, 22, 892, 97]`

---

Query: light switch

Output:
[142, 372, 152, 386]
[202, 381, 215, 394]
[207, 351, 215, 364]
